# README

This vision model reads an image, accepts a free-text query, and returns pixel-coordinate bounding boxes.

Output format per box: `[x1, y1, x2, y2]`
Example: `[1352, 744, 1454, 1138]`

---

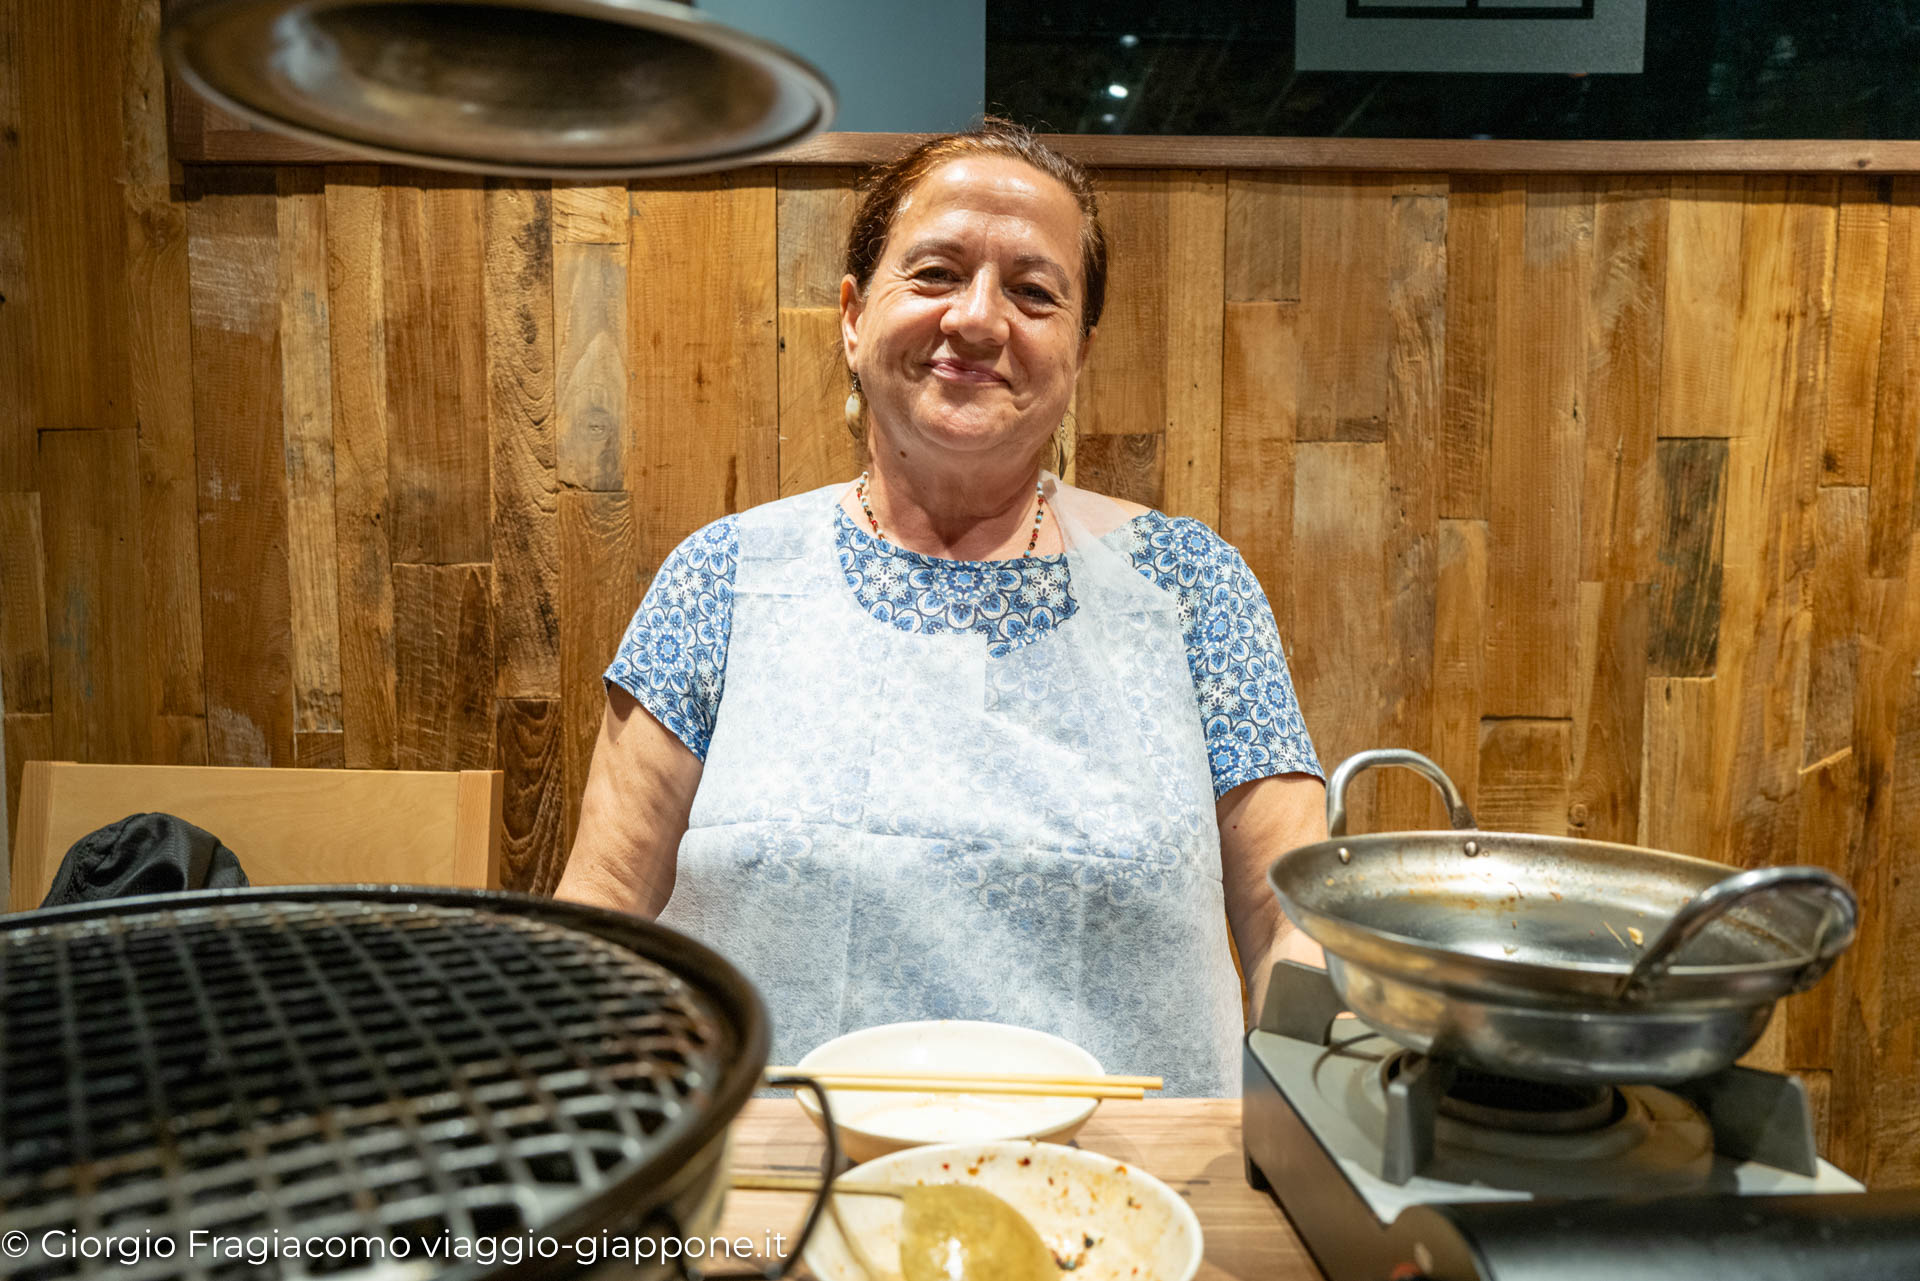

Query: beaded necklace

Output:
[854, 471, 1048, 556]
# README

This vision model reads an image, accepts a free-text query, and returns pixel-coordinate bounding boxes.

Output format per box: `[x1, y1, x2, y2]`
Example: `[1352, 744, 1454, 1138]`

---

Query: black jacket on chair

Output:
[39, 812, 250, 908]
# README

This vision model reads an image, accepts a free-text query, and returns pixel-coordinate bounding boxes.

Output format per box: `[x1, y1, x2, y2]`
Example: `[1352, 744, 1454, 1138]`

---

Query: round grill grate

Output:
[0, 893, 761, 1280]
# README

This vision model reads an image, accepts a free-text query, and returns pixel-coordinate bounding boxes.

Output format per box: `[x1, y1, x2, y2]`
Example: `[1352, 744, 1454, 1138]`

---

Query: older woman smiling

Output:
[559, 120, 1325, 1095]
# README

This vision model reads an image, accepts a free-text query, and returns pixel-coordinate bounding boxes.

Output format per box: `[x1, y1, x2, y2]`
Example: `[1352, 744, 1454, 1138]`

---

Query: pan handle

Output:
[1615, 866, 1859, 1001]
[1327, 749, 1476, 838]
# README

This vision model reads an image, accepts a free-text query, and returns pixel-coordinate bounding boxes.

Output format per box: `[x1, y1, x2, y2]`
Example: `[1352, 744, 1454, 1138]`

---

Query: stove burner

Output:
[1387, 1056, 1623, 1135]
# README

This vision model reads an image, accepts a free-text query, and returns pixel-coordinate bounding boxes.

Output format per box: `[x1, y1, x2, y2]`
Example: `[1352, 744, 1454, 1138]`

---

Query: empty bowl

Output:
[803, 1139, 1204, 1281]
[793, 1020, 1105, 1164]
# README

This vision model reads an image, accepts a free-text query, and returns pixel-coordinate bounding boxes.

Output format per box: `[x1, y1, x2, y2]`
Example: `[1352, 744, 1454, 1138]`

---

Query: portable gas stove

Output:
[1243, 962, 1920, 1281]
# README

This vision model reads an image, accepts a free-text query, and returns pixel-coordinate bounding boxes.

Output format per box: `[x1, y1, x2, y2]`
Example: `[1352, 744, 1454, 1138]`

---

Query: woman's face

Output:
[841, 155, 1093, 473]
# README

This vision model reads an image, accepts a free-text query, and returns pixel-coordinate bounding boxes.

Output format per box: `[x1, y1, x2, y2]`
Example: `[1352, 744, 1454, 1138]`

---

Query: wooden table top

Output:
[717, 1097, 1325, 1280]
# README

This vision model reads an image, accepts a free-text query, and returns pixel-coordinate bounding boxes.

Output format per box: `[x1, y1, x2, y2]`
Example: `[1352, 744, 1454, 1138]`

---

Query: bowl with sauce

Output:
[794, 1020, 1105, 1164]
[802, 1139, 1204, 1281]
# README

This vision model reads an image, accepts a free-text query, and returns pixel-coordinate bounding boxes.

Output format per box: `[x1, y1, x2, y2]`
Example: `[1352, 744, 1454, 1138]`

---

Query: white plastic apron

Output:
[657, 478, 1244, 1095]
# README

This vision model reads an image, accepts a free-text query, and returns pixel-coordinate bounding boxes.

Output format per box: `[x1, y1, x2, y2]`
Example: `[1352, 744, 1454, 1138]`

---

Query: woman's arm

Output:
[1218, 771, 1329, 1021]
[555, 686, 704, 918]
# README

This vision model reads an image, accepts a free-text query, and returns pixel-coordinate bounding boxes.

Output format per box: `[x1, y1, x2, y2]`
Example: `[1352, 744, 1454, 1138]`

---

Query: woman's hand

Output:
[1218, 773, 1329, 1022]
[555, 687, 704, 917]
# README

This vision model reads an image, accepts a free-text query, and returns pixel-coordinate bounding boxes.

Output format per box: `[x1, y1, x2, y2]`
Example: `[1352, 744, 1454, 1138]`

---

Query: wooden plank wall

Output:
[4, 1, 1919, 1187]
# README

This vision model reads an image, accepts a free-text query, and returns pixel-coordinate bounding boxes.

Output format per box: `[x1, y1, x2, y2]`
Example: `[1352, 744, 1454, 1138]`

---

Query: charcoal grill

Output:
[0, 887, 833, 1280]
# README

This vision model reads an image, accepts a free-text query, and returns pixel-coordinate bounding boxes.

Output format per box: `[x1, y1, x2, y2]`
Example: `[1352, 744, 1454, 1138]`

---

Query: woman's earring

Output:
[844, 374, 866, 444]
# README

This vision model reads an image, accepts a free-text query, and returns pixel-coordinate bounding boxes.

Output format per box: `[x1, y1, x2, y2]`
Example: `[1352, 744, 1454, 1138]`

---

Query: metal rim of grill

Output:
[0, 887, 769, 1280]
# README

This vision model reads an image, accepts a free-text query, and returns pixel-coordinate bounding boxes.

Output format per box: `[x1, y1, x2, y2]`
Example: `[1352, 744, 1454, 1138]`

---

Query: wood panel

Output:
[1580, 178, 1665, 585]
[1641, 676, 1718, 857]
[1570, 578, 1649, 844]
[1712, 179, 1836, 867]
[1870, 653, 1920, 1186]
[383, 175, 491, 566]
[295, 730, 345, 769]
[1568, 182, 1664, 843]
[1074, 434, 1162, 510]
[555, 238, 627, 492]
[0, 493, 48, 716]
[1824, 177, 1890, 487]
[1477, 719, 1572, 836]
[40, 430, 148, 764]
[1484, 178, 1589, 719]
[1648, 438, 1728, 676]
[0, 0, 35, 490]
[1297, 174, 1392, 444]
[1658, 177, 1745, 438]
[1078, 174, 1170, 441]
[775, 169, 861, 496]
[277, 168, 343, 740]
[496, 695, 565, 894]
[1291, 443, 1387, 831]
[154, 714, 208, 769]
[1376, 177, 1446, 830]
[326, 168, 398, 769]
[627, 170, 779, 569]
[1847, 567, 1919, 1047]
[1789, 746, 1858, 1070]
[424, 177, 493, 563]
[125, 184, 205, 734]
[1439, 176, 1518, 521]
[776, 166, 859, 309]
[1224, 172, 1300, 304]
[1806, 487, 1868, 766]
[393, 563, 494, 771]
[1074, 170, 1226, 524]
[1869, 178, 1920, 580]
[1433, 519, 1488, 809]
[1220, 302, 1298, 640]
[485, 180, 560, 699]
[14, 1, 132, 437]
[777, 306, 859, 496]
[4, 711, 52, 859]
[1830, 561, 1920, 1181]
[551, 184, 626, 246]
[186, 171, 292, 768]
[560, 491, 640, 846]
[1161, 171, 1226, 524]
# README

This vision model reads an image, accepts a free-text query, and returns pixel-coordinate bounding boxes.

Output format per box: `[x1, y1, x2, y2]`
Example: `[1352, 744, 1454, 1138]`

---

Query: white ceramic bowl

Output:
[794, 1020, 1104, 1164]
[803, 1140, 1204, 1281]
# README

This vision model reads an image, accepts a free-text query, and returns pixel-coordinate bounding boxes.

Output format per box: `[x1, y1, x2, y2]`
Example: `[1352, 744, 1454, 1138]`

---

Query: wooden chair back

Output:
[9, 762, 504, 912]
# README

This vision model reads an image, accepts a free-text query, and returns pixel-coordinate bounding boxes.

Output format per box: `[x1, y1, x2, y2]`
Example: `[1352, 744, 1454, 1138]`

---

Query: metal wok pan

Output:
[1269, 750, 1858, 1085]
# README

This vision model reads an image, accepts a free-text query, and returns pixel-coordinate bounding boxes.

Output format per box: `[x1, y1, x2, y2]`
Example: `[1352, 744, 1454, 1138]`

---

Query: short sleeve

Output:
[603, 516, 740, 760]
[1127, 514, 1323, 797]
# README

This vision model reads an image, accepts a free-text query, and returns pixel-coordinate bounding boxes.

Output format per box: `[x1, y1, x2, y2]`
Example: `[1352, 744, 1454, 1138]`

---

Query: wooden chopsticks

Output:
[763, 1067, 1161, 1100]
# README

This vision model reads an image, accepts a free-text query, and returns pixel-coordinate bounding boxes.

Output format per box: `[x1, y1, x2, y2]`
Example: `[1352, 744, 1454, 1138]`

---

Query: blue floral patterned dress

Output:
[606, 481, 1320, 1095]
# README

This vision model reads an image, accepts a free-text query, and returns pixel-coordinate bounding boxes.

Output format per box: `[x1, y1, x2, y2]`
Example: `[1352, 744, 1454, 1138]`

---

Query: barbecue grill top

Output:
[0, 889, 769, 1280]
